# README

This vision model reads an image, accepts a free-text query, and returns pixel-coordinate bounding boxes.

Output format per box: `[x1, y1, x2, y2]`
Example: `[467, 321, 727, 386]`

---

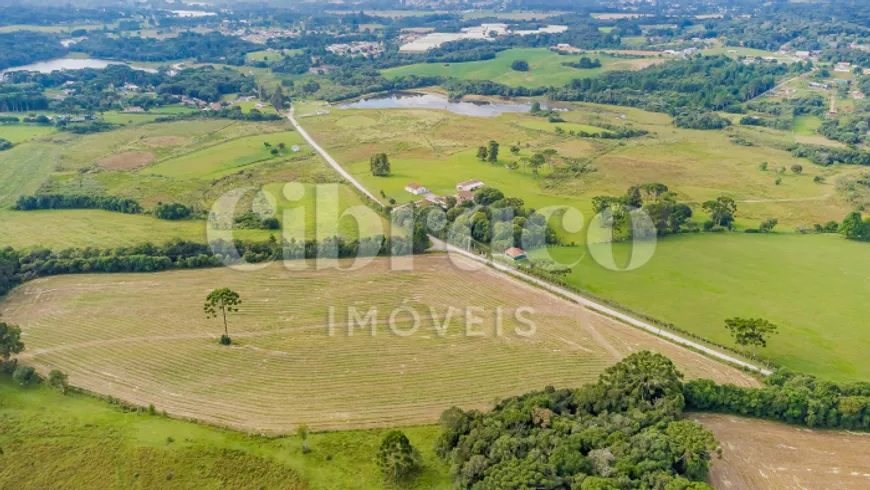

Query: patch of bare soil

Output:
[139, 136, 189, 147]
[696, 413, 870, 490]
[97, 151, 155, 170]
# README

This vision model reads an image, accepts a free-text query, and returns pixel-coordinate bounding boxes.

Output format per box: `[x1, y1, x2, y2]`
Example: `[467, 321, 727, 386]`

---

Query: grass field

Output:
[0, 209, 208, 249]
[146, 131, 310, 179]
[516, 119, 609, 135]
[304, 99, 856, 234]
[0, 381, 449, 490]
[696, 413, 870, 490]
[701, 43, 795, 61]
[381, 48, 665, 88]
[792, 114, 822, 136]
[1, 255, 756, 432]
[0, 141, 58, 207]
[0, 124, 56, 143]
[533, 233, 870, 381]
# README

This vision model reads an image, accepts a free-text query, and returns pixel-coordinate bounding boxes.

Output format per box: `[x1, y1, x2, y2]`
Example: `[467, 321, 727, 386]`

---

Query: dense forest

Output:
[0, 31, 66, 70]
[550, 56, 805, 114]
[437, 352, 719, 489]
[75, 32, 259, 65]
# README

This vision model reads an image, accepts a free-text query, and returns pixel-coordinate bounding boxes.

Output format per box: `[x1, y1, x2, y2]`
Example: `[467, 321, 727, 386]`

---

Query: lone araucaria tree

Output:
[204, 288, 242, 345]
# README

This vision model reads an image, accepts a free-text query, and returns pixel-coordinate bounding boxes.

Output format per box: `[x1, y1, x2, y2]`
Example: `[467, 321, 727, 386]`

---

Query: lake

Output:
[1, 58, 158, 76]
[171, 10, 217, 17]
[339, 92, 539, 117]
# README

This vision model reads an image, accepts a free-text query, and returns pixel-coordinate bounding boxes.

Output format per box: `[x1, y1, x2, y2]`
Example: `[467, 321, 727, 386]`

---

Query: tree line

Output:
[685, 368, 870, 430]
[0, 233, 431, 299]
[13, 194, 143, 214]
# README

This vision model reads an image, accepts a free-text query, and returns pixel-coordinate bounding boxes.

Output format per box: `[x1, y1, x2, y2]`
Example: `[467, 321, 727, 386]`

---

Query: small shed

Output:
[505, 247, 527, 261]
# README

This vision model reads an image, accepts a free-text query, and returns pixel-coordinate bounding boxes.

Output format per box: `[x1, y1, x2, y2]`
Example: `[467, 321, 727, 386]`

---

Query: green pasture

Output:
[516, 119, 609, 135]
[0, 141, 57, 207]
[0, 124, 56, 143]
[145, 131, 308, 180]
[534, 233, 870, 381]
[228, 182, 390, 241]
[246, 49, 301, 62]
[0, 381, 449, 490]
[792, 115, 821, 136]
[381, 48, 659, 88]
[346, 147, 591, 241]
[701, 45, 792, 60]
[0, 209, 209, 250]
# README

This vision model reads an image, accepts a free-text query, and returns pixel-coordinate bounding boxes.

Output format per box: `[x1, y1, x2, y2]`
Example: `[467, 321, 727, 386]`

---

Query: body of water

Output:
[1, 58, 158, 76]
[339, 92, 537, 117]
[171, 10, 217, 17]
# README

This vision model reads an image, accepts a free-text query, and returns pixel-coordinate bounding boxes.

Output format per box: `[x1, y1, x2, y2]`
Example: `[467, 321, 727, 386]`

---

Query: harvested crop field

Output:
[696, 413, 870, 489]
[2, 255, 757, 432]
[98, 151, 155, 170]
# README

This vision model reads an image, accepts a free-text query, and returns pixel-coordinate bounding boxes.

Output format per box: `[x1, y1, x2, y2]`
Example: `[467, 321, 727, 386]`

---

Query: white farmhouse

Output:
[456, 179, 485, 192]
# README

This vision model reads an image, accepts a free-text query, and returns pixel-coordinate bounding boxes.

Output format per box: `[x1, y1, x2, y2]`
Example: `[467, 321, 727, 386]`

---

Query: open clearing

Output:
[99, 150, 156, 170]
[381, 48, 665, 87]
[536, 233, 870, 381]
[2, 255, 756, 432]
[145, 131, 309, 180]
[0, 209, 209, 249]
[305, 99, 855, 236]
[0, 124, 56, 144]
[696, 413, 870, 490]
[0, 381, 449, 490]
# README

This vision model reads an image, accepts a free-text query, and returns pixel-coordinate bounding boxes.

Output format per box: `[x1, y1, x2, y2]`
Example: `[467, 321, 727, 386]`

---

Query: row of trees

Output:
[674, 111, 732, 130]
[0, 232, 435, 298]
[13, 194, 142, 214]
[685, 368, 870, 430]
[790, 144, 870, 167]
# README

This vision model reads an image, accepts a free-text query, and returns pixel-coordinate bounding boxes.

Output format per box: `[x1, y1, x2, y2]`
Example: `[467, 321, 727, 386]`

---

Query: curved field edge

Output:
[1, 255, 757, 432]
[695, 413, 870, 489]
[0, 381, 450, 490]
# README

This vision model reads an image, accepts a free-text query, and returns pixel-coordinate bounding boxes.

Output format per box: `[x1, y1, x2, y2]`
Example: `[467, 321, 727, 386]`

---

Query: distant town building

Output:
[834, 62, 852, 73]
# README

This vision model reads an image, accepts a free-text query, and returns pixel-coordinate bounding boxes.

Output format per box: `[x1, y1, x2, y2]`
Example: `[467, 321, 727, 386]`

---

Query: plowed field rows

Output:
[2, 255, 757, 432]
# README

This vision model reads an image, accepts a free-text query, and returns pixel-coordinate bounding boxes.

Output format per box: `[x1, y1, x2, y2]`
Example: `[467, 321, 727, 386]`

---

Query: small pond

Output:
[339, 92, 547, 118]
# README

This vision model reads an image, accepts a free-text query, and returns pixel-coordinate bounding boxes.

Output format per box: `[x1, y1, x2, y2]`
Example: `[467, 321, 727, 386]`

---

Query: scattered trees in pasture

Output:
[377, 430, 420, 484]
[204, 288, 242, 345]
[370, 153, 391, 176]
[725, 317, 778, 355]
[510, 59, 529, 71]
